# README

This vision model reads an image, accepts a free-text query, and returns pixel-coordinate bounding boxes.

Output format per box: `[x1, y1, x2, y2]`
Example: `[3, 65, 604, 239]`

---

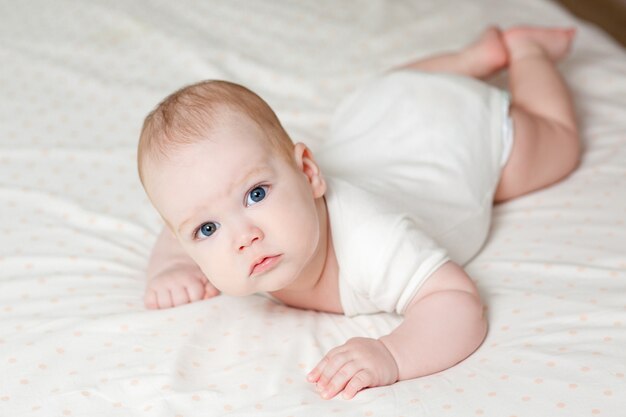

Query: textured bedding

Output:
[1, 1, 625, 416]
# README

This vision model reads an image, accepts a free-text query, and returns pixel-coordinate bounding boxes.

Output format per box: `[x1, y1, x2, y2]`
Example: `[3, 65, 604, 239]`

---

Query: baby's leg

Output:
[398, 27, 508, 79]
[494, 27, 581, 203]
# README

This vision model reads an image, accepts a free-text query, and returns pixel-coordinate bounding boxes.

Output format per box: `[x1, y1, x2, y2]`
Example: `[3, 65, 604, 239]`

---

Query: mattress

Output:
[1, 1, 625, 416]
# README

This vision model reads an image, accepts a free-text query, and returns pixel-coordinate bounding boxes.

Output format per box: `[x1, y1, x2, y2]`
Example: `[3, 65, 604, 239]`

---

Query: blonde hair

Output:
[137, 80, 295, 185]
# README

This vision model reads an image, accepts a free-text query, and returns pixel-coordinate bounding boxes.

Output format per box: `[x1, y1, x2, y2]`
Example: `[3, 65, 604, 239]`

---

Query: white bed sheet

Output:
[1, 1, 625, 416]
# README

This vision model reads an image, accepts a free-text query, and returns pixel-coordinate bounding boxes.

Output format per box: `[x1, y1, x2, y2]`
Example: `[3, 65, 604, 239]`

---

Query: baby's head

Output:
[138, 80, 328, 296]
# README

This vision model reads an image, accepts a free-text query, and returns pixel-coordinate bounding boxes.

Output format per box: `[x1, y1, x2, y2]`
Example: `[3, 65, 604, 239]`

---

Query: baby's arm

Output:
[308, 261, 487, 399]
[379, 262, 487, 379]
[144, 225, 220, 309]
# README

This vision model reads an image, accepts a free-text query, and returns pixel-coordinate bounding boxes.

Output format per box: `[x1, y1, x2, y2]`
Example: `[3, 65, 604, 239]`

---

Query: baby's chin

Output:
[248, 277, 287, 294]
[253, 271, 301, 294]
[217, 280, 284, 296]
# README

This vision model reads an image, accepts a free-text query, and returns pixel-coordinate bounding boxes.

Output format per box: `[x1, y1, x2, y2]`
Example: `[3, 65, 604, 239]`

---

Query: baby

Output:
[137, 26, 580, 400]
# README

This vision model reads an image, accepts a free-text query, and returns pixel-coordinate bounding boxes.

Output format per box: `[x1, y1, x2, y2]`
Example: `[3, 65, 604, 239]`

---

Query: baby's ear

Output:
[293, 142, 326, 198]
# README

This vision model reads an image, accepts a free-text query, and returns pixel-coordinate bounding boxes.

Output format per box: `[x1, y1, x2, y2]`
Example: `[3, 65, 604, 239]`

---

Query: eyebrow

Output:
[177, 165, 271, 235]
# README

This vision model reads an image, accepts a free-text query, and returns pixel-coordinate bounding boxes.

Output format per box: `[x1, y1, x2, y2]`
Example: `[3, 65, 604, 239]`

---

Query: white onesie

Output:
[317, 70, 512, 316]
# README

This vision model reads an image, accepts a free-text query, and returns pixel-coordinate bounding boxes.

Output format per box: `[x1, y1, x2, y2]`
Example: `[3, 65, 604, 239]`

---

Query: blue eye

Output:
[195, 222, 220, 240]
[245, 185, 269, 206]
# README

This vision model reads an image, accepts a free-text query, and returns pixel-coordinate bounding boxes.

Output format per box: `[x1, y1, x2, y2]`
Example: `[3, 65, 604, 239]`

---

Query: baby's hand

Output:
[307, 337, 399, 400]
[144, 264, 220, 309]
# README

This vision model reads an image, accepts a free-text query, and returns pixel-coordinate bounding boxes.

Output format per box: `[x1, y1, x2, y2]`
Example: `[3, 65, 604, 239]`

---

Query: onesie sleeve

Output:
[327, 177, 451, 317]
[365, 215, 450, 315]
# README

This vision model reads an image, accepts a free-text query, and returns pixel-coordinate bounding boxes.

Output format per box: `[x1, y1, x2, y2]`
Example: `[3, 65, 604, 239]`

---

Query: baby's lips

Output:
[249, 256, 265, 276]
[248, 254, 282, 276]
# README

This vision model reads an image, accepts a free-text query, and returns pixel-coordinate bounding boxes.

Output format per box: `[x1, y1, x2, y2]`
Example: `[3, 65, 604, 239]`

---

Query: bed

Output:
[1, 1, 625, 416]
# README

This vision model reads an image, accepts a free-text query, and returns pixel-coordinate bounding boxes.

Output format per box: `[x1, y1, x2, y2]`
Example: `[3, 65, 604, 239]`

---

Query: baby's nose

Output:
[237, 226, 264, 251]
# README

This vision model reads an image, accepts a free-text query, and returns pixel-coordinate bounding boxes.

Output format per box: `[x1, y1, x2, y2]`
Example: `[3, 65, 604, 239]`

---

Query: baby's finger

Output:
[307, 357, 327, 383]
[320, 361, 358, 400]
[185, 280, 206, 302]
[144, 290, 158, 309]
[341, 369, 372, 400]
[308, 352, 339, 384]
[155, 288, 174, 309]
[316, 351, 351, 389]
[204, 282, 220, 298]
[169, 286, 191, 307]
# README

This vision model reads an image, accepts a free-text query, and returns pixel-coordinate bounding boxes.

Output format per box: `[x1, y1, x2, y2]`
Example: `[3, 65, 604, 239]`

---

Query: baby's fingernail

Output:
[321, 390, 330, 399]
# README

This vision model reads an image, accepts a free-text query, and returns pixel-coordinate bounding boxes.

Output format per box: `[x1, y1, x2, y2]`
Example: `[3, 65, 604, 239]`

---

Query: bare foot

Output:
[466, 26, 509, 78]
[504, 26, 576, 61]
[395, 26, 507, 78]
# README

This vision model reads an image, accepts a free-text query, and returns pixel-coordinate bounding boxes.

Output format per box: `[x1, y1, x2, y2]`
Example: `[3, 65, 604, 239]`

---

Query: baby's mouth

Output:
[249, 254, 283, 277]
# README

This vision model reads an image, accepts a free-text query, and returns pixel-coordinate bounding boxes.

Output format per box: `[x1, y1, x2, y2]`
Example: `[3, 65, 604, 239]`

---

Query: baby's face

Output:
[143, 114, 326, 296]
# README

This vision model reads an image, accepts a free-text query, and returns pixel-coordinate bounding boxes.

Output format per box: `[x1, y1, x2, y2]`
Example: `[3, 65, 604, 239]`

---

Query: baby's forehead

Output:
[148, 138, 279, 184]
[142, 110, 289, 182]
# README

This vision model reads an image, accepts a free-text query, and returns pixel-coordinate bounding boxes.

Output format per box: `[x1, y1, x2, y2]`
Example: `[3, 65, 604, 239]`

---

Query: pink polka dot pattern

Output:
[1, 1, 626, 416]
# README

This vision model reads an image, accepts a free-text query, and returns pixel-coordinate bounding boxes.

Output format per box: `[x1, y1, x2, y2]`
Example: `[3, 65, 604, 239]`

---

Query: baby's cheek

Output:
[189, 255, 225, 291]
[287, 198, 319, 240]
[298, 211, 320, 251]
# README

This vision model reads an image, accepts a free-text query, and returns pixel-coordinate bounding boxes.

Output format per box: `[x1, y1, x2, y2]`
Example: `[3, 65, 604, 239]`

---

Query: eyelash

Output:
[192, 183, 270, 241]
